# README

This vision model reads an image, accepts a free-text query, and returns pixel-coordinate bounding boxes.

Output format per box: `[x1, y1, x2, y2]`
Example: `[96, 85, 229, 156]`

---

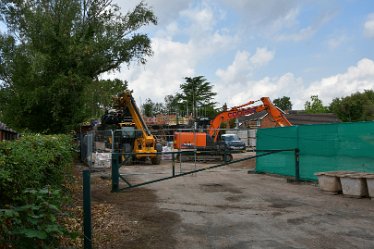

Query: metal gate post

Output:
[83, 169, 92, 249]
[172, 152, 175, 176]
[295, 148, 300, 182]
[112, 153, 120, 192]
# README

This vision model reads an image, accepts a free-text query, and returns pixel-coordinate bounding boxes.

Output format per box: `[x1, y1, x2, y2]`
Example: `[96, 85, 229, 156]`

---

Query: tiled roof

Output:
[237, 110, 341, 125]
[238, 110, 268, 122]
[285, 111, 341, 125]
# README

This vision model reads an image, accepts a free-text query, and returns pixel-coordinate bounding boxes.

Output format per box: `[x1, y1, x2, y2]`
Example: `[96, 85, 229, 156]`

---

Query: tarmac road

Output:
[119, 152, 374, 249]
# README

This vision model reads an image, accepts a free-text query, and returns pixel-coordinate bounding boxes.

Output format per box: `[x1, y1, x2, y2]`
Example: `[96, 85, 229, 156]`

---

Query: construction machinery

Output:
[101, 90, 162, 165]
[173, 97, 292, 161]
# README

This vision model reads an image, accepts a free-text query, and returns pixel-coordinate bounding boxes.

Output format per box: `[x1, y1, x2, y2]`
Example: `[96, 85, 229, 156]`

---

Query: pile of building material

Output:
[93, 152, 112, 168]
[315, 171, 374, 199]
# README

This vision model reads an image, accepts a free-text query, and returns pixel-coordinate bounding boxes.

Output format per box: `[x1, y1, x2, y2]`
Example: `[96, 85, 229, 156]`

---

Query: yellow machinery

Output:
[101, 90, 161, 165]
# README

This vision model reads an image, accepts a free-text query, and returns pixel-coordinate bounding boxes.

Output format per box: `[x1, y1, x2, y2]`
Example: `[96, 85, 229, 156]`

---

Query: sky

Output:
[2, 1, 372, 110]
[107, 0, 374, 110]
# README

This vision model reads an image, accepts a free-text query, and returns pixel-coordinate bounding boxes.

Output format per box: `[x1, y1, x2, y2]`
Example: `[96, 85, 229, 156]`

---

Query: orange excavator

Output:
[173, 97, 292, 161]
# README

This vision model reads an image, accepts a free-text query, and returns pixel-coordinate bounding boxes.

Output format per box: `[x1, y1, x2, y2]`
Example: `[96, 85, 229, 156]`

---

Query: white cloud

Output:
[108, 1, 374, 113]
[216, 48, 274, 82]
[250, 48, 275, 67]
[276, 26, 316, 42]
[104, 3, 237, 104]
[214, 48, 306, 108]
[275, 11, 335, 42]
[104, 37, 198, 103]
[216, 50, 252, 83]
[222, 0, 299, 30]
[215, 54, 374, 110]
[181, 5, 215, 32]
[215, 71, 305, 109]
[364, 13, 374, 38]
[327, 33, 347, 49]
[115, 0, 193, 26]
[305, 58, 374, 105]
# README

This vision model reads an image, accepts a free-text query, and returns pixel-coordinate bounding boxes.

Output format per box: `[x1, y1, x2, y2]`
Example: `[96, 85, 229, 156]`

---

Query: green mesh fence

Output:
[256, 122, 374, 181]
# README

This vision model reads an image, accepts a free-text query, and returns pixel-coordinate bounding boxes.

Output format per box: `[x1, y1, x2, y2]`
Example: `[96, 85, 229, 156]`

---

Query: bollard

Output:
[83, 169, 92, 249]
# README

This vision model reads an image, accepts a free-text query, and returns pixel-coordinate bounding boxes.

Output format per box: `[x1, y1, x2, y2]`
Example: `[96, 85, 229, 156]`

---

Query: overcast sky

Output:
[109, 1, 371, 109]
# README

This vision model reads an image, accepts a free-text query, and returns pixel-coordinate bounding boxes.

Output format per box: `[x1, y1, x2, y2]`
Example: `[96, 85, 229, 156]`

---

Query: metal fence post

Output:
[172, 152, 175, 176]
[295, 148, 300, 182]
[83, 169, 92, 249]
[86, 133, 93, 167]
[112, 153, 119, 192]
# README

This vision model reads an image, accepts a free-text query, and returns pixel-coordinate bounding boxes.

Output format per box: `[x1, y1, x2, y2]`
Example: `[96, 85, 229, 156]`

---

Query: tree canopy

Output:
[329, 90, 374, 122]
[304, 95, 329, 113]
[0, 0, 157, 133]
[175, 76, 217, 119]
[82, 79, 128, 119]
[273, 96, 292, 111]
[141, 98, 165, 117]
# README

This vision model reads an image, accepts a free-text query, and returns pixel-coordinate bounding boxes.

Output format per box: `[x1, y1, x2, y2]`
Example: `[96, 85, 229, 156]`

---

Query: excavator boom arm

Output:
[258, 97, 292, 127]
[207, 97, 291, 142]
[208, 106, 258, 141]
[116, 91, 152, 137]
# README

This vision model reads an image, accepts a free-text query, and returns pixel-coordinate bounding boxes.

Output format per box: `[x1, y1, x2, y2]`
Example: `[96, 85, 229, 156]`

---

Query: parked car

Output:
[221, 134, 246, 151]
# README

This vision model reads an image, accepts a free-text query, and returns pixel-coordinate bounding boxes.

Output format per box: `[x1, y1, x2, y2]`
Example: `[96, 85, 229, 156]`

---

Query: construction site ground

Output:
[90, 152, 374, 249]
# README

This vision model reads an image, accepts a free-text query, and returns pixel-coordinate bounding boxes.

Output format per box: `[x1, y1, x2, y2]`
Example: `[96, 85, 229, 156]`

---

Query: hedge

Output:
[0, 134, 75, 248]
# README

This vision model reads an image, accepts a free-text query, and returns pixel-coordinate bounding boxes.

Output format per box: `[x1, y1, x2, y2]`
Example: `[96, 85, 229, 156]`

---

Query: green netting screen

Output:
[256, 121, 374, 181]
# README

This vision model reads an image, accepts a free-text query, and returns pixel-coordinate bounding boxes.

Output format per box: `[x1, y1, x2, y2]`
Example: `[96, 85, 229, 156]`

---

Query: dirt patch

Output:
[90, 176, 181, 249]
[200, 183, 242, 194]
[225, 195, 244, 202]
[265, 197, 303, 209]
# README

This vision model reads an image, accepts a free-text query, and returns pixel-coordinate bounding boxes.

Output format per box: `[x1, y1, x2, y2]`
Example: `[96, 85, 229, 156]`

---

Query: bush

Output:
[0, 134, 73, 204]
[0, 187, 72, 249]
[0, 134, 75, 248]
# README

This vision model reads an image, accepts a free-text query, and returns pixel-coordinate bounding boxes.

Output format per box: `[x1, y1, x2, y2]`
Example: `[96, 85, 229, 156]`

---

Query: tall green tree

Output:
[154, 102, 165, 115]
[142, 98, 155, 117]
[82, 79, 128, 119]
[329, 90, 374, 122]
[304, 95, 329, 113]
[141, 98, 165, 117]
[273, 96, 292, 111]
[0, 0, 157, 133]
[164, 94, 178, 114]
[176, 76, 217, 119]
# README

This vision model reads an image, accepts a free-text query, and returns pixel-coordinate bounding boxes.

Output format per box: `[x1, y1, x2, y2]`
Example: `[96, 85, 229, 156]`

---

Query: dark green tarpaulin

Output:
[256, 122, 374, 181]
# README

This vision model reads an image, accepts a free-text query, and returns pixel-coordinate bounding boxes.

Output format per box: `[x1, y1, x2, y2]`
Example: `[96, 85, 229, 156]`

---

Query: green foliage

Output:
[273, 96, 292, 111]
[0, 134, 75, 248]
[329, 90, 374, 122]
[142, 98, 165, 117]
[0, 187, 71, 249]
[82, 78, 128, 119]
[0, 134, 73, 204]
[142, 98, 155, 116]
[304, 95, 329, 113]
[175, 76, 217, 119]
[0, 0, 157, 133]
[164, 94, 178, 114]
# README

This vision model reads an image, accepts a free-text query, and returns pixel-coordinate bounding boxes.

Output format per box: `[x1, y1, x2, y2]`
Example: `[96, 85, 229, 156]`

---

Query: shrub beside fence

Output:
[0, 134, 76, 248]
